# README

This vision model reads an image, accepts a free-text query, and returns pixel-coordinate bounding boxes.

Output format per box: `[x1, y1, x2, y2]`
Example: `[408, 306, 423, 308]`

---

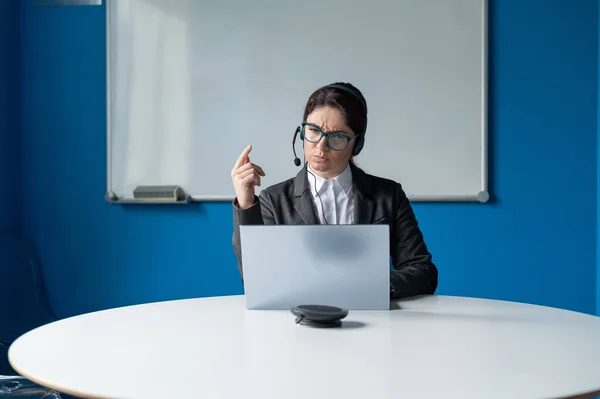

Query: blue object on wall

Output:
[15, 0, 598, 318]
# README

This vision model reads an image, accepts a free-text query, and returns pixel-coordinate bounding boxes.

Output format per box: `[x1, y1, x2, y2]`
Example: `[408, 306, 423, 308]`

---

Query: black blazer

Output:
[232, 163, 438, 299]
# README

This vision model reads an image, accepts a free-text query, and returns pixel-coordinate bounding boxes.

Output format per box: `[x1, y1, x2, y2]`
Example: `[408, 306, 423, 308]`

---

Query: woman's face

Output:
[304, 106, 356, 179]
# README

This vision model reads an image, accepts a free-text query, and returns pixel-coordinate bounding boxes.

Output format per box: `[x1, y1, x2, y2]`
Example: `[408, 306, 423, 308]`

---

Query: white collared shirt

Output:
[307, 164, 355, 225]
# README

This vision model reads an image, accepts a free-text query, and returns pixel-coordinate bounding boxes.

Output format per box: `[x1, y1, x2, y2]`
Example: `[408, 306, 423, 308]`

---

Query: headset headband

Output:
[321, 84, 367, 114]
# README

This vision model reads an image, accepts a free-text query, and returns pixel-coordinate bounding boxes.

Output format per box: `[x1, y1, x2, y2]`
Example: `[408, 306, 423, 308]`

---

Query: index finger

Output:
[234, 145, 252, 169]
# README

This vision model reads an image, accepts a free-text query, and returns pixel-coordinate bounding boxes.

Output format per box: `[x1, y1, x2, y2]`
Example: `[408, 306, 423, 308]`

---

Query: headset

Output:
[292, 83, 368, 167]
[291, 84, 368, 225]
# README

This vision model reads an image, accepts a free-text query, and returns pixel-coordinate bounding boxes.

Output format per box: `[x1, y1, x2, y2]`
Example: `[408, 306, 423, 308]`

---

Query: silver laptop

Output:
[240, 224, 390, 310]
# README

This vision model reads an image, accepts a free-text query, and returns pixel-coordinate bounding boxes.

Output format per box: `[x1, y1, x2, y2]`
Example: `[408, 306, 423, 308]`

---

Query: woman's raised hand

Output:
[231, 145, 265, 209]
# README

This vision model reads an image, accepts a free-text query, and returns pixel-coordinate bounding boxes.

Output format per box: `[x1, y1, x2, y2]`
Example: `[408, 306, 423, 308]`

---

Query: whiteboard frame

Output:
[104, 0, 489, 204]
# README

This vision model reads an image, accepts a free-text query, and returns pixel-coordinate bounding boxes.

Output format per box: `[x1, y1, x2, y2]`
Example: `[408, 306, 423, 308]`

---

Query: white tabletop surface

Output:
[8, 294, 600, 399]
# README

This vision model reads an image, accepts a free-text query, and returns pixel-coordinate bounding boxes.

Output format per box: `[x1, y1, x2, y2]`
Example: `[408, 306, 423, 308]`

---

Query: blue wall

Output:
[416, 0, 597, 315]
[17, 0, 598, 318]
[0, 0, 19, 234]
[598, 0, 600, 317]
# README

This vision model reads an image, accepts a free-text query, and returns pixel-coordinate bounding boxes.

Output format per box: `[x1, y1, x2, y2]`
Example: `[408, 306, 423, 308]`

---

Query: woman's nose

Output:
[317, 136, 328, 150]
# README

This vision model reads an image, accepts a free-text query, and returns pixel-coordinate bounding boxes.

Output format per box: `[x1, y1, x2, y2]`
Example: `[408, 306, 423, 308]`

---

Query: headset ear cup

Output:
[355, 114, 367, 155]
[353, 136, 364, 155]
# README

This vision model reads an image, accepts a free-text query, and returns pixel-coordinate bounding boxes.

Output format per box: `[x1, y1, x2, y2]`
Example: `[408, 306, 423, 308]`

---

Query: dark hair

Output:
[303, 82, 368, 162]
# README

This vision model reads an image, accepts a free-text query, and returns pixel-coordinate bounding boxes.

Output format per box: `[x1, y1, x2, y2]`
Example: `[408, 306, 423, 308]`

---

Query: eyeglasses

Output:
[301, 123, 359, 151]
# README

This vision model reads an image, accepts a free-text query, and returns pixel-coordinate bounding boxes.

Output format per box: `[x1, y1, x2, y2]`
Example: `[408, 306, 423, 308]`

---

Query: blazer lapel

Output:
[351, 164, 376, 224]
[294, 192, 319, 225]
[293, 166, 319, 225]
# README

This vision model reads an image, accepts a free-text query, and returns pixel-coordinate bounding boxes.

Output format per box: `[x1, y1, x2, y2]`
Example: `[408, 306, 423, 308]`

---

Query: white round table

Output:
[8, 295, 600, 399]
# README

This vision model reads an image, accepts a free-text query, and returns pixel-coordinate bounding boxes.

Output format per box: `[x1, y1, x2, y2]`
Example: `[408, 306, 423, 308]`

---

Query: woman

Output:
[231, 82, 438, 299]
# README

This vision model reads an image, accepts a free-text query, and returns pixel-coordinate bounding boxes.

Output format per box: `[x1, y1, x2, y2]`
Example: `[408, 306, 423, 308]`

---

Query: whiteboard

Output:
[106, 0, 488, 203]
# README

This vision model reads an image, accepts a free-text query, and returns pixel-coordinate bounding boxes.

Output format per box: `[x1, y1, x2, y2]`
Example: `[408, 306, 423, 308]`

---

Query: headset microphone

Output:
[292, 126, 301, 166]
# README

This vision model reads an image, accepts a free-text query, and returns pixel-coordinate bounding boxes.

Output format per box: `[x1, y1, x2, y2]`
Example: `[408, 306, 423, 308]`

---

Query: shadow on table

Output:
[341, 321, 367, 329]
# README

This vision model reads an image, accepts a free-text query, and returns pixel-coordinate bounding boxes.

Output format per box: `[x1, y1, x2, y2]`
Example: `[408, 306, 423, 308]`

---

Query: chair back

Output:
[0, 235, 56, 375]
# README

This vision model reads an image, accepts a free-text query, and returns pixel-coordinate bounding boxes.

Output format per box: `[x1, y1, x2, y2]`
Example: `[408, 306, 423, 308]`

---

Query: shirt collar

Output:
[307, 163, 353, 195]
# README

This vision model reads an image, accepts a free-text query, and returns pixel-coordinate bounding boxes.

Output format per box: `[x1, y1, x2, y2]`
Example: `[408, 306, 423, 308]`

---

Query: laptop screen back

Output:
[240, 224, 390, 310]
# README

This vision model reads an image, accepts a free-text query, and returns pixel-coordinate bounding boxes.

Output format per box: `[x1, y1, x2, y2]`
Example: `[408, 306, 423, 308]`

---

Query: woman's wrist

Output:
[236, 197, 255, 210]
